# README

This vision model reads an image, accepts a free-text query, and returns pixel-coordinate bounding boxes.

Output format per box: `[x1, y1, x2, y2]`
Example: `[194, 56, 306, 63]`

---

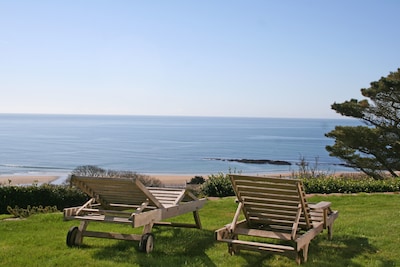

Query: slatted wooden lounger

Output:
[215, 174, 339, 264]
[63, 175, 206, 253]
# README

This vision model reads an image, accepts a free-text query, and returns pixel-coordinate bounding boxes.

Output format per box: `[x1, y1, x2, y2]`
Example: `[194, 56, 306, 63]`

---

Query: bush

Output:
[302, 176, 400, 194]
[187, 176, 206, 185]
[0, 184, 88, 214]
[201, 173, 234, 197]
[71, 165, 163, 187]
[7, 205, 59, 218]
[199, 173, 400, 197]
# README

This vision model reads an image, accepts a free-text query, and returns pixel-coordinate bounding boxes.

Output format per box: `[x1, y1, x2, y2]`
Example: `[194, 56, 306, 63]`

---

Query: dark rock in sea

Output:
[206, 158, 292, 166]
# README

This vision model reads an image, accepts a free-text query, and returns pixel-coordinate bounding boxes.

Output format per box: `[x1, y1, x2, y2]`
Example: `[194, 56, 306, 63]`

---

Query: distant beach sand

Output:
[0, 173, 294, 186]
[1, 172, 371, 186]
[0, 174, 207, 186]
[0, 175, 60, 185]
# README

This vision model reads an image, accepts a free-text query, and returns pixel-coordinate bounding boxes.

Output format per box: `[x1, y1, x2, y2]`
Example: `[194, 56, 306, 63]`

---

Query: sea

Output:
[0, 114, 360, 183]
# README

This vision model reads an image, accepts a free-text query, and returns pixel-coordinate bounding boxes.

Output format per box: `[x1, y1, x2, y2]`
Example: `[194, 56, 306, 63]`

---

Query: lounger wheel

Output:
[66, 226, 79, 247]
[139, 233, 154, 253]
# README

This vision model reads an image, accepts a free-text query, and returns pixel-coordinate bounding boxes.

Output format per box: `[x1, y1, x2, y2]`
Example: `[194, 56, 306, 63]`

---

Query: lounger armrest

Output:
[130, 209, 162, 227]
[309, 201, 331, 210]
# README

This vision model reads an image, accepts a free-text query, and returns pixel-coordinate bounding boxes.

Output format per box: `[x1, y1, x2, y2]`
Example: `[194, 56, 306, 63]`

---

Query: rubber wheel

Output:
[139, 233, 154, 253]
[66, 226, 79, 247]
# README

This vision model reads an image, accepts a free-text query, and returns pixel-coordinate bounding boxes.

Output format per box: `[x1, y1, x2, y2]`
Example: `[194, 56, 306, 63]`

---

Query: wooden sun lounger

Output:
[215, 175, 338, 264]
[63, 175, 206, 253]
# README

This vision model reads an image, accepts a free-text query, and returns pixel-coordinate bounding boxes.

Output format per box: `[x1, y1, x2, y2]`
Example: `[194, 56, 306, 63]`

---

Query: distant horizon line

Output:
[0, 112, 352, 120]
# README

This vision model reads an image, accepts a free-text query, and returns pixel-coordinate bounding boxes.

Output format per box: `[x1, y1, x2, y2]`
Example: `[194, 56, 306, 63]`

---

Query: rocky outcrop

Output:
[207, 158, 292, 166]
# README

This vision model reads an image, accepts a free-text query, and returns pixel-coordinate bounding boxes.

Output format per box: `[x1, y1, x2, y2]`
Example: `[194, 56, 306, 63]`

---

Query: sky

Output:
[1, 1, 399, 119]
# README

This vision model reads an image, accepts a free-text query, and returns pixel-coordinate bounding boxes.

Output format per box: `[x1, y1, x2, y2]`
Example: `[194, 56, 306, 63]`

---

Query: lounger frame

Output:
[64, 175, 206, 252]
[215, 174, 338, 264]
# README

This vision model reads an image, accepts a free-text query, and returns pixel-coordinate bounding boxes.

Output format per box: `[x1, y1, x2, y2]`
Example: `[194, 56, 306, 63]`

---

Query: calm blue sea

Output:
[0, 114, 360, 179]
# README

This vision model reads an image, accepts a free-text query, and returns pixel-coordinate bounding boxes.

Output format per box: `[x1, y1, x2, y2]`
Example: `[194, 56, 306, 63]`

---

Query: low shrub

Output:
[201, 173, 234, 197]
[0, 184, 88, 214]
[200, 173, 400, 197]
[187, 176, 206, 185]
[7, 205, 59, 218]
[71, 165, 163, 187]
[302, 176, 400, 194]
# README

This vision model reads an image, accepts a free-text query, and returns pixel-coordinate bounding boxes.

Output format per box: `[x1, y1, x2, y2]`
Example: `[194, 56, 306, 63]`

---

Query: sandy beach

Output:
[0, 174, 206, 186]
[0, 172, 294, 186]
[1, 171, 375, 187]
[0, 175, 60, 186]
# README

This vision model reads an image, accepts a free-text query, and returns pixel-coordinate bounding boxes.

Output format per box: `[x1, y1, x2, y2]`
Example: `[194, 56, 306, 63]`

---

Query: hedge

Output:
[0, 184, 88, 214]
[2, 176, 400, 214]
[302, 176, 400, 194]
[200, 174, 400, 197]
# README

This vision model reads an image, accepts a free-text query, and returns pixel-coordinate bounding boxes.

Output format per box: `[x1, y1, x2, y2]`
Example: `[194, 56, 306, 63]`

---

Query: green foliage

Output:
[186, 176, 206, 197]
[198, 168, 400, 197]
[0, 184, 88, 214]
[71, 165, 163, 187]
[302, 176, 400, 194]
[187, 176, 206, 184]
[7, 205, 58, 218]
[200, 173, 234, 197]
[326, 68, 400, 179]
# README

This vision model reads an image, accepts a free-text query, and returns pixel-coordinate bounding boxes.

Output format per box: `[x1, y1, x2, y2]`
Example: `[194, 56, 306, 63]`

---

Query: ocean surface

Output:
[0, 114, 360, 179]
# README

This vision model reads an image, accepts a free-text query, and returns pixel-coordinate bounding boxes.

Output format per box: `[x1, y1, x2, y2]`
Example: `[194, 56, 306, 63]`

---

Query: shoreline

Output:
[0, 171, 364, 186]
[0, 175, 60, 186]
[0, 172, 295, 186]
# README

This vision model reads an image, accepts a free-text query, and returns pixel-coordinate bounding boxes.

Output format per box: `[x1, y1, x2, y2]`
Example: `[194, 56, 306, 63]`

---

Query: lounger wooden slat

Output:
[215, 174, 338, 264]
[64, 175, 206, 253]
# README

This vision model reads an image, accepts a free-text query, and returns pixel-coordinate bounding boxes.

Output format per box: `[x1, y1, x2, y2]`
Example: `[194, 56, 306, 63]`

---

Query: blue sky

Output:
[1, 1, 399, 118]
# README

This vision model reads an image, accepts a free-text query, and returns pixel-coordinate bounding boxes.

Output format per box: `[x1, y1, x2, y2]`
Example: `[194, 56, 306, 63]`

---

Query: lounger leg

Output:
[295, 253, 301, 265]
[296, 243, 309, 265]
[228, 234, 239, 255]
[76, 221, 89, 245]
[142, 222, 154, 235]
[193, 210, 202, 229]
[327, 224, 333, 240]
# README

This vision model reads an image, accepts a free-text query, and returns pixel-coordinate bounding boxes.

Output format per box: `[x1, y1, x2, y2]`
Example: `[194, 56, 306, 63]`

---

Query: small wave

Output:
[0, 164, 68, 171]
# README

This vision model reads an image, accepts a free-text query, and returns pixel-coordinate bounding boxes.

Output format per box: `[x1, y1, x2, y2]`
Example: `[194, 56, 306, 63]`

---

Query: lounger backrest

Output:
[147, 187, 199, 207]
[229, 175, 313, 232]
[71, 175, 163, 208]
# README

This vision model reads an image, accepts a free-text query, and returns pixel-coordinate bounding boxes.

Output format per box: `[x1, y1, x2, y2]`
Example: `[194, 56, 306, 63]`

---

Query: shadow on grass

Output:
[92, 226, 217, 267]
[234, 235, 394, 267]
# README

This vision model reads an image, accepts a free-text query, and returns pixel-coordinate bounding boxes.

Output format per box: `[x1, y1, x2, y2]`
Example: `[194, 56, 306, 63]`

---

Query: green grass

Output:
[1, 194, 400, 266]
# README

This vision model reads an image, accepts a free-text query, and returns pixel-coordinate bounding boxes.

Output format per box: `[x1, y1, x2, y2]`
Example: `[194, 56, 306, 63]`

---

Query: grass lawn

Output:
[1, 194, 399, 266]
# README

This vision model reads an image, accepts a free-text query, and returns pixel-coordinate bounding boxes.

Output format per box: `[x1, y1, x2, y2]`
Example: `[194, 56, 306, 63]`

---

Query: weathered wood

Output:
[229, 201, 243, 233]
[193, 210, 202, 229]
[220, 239, 295, 252]
[233, 220, 294, 240]
[71, 215, 133, 224]
[153, 221, 200, 228]
[160, 198, 207, 219]
[83, 230, 142, 241]
[76, 198, 96, 215]
[63, 175, 206, 252]
[215, 174, 339, 264]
